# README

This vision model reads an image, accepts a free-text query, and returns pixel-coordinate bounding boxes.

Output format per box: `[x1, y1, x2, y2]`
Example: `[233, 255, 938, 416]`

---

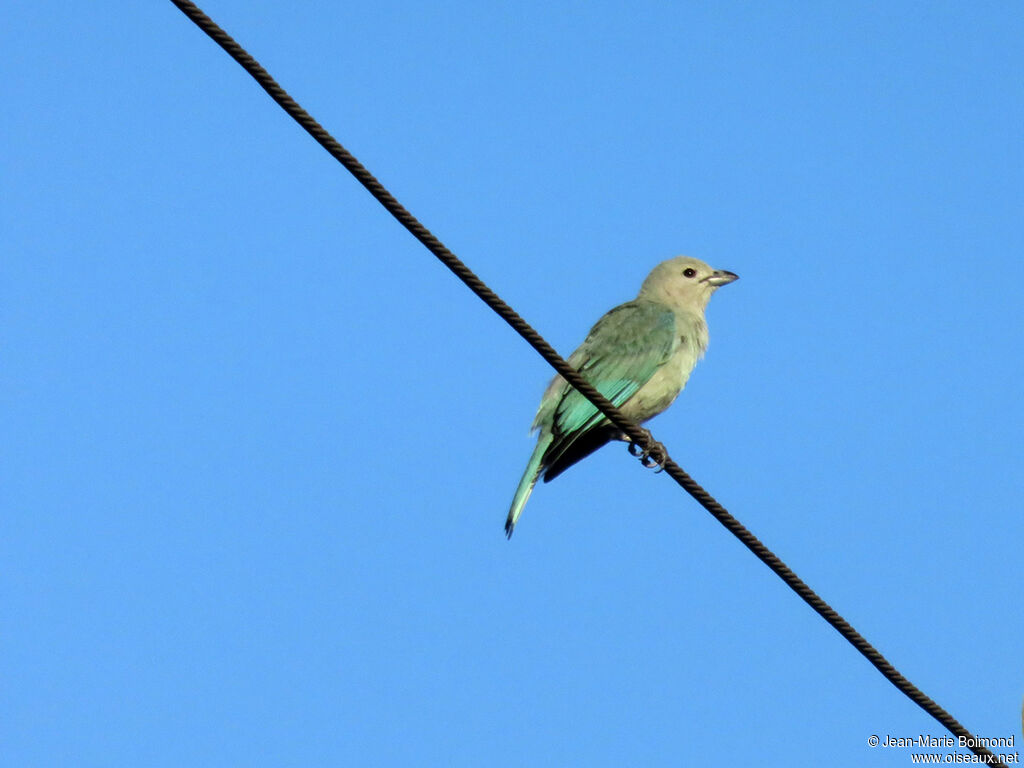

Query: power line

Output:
[166, 2, 1005, 764]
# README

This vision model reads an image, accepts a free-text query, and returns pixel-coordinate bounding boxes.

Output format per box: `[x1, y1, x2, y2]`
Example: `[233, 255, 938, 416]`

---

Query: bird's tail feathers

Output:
[505, 434, 552, 539]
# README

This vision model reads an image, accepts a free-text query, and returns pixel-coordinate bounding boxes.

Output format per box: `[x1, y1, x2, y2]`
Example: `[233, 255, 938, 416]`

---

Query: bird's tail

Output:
[505, 433, 552, 539]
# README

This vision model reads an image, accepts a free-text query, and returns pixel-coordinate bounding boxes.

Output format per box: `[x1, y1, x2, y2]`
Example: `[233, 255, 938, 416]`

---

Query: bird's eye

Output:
[683, 268, 697, 278]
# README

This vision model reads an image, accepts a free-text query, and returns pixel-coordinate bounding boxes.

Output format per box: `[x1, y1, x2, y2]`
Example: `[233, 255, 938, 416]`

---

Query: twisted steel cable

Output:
[167, 2, 1004, 764]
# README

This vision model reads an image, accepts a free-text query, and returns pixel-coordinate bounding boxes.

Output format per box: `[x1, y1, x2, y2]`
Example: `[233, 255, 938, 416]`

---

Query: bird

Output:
[505, 255, 738, 538]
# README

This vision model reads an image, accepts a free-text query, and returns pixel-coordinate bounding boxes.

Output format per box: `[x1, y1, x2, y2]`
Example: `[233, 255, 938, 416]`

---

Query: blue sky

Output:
[4, 2, 1022, 766]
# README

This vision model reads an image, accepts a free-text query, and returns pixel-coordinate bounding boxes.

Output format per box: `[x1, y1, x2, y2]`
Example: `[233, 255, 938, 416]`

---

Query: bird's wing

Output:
[539, 300, 677, 467]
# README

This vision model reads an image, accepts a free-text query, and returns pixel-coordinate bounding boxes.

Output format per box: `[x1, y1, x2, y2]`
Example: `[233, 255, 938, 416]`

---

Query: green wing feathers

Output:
[505, 301, 677, 536]
[542, 301, 676, 466]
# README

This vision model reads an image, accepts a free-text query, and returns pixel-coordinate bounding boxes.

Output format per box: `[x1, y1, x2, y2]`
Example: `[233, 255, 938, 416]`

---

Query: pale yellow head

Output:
[637, 255, 738, 312]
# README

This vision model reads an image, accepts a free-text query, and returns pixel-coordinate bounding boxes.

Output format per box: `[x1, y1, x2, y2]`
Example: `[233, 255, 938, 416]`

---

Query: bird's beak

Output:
[704, 270, 739, 287]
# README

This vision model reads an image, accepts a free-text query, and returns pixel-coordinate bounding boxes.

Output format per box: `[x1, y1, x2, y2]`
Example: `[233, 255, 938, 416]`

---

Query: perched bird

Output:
[505, 255, 738, 537]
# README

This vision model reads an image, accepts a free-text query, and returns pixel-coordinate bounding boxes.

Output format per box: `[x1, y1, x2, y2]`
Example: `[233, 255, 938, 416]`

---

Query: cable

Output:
[167, 2, 1006, 764]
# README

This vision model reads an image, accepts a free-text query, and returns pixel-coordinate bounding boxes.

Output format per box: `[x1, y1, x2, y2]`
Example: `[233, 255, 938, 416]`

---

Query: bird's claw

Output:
[627, 431, 668, 473]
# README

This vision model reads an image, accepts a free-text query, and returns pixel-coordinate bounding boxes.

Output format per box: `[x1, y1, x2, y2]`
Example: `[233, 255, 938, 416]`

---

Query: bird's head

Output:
[638, 255, 738, 311]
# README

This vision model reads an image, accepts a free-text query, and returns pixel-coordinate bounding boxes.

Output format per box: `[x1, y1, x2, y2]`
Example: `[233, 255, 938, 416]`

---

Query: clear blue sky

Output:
[4, 2, 1022, 766]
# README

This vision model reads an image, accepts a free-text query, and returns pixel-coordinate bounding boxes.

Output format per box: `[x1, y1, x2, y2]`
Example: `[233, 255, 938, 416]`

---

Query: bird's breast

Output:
[621, 342, 700, 423]
[621, 312, 707, 423]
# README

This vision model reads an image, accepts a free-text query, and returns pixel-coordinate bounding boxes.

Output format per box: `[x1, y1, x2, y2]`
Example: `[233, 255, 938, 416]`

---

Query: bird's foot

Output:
[627, 430, 668, 473]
